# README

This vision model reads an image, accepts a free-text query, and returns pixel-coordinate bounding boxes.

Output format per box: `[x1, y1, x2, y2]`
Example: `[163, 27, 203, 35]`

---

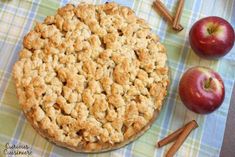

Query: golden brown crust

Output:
[12, 2, 169, 152]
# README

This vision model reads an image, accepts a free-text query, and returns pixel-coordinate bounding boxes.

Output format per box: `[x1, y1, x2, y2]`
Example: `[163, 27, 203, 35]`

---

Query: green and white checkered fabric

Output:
[0, 0, 234, 156]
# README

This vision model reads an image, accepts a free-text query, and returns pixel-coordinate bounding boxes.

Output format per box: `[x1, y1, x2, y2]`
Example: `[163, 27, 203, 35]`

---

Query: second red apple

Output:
[179, 66, 225, 114]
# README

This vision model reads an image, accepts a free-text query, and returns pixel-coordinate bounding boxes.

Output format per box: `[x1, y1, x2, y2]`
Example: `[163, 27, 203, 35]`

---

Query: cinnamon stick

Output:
[153, 0, 183, 31]
[157, 120, 198, 148]
[173, 0, 185, 30]
[166, 120, 198, 157]
[157, 124, 184, 148]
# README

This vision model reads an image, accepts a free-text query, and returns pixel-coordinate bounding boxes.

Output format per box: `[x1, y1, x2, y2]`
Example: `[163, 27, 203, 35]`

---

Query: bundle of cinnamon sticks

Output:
[153, 0, 185, 31]
[156, 120, 198, 156]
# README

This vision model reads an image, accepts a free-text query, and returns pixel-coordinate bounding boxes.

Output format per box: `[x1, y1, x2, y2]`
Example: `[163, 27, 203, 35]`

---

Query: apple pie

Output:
[13, 2, 169, 152]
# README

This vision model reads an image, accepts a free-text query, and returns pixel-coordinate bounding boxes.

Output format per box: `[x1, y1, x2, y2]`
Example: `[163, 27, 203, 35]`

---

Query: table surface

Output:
[221, 86, 235, 157]
[0, 0, 234, 157]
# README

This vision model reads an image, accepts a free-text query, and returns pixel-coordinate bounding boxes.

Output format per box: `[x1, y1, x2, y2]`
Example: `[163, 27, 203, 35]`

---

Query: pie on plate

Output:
[13, 2, 169, 152]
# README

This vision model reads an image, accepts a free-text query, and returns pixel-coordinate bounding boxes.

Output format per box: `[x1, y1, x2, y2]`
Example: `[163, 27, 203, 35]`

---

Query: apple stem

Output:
[207, 24, 219, 35]
[207, 27, 215, 35]
[205, 77, 213, 89]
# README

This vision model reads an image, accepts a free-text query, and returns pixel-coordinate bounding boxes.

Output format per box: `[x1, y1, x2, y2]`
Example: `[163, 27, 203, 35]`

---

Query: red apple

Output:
[179, 66, 225, 114]
[189, 16, 235, 59]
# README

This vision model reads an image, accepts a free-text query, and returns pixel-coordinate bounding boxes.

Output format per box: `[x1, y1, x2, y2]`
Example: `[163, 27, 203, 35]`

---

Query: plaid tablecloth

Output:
[0, 0, 234, 156]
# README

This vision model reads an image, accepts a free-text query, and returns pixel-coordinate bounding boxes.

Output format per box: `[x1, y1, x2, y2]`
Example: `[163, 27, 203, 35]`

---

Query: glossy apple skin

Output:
[179, 66, 225, 114]
[189, 16, 235, 59]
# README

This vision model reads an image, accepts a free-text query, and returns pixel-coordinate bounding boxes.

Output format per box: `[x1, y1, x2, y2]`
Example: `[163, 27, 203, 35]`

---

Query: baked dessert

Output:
[13, 2, 169, 152]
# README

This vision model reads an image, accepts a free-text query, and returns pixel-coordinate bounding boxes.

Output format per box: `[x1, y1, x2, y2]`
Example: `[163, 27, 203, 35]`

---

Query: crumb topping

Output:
[13, 2, 169, 151]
